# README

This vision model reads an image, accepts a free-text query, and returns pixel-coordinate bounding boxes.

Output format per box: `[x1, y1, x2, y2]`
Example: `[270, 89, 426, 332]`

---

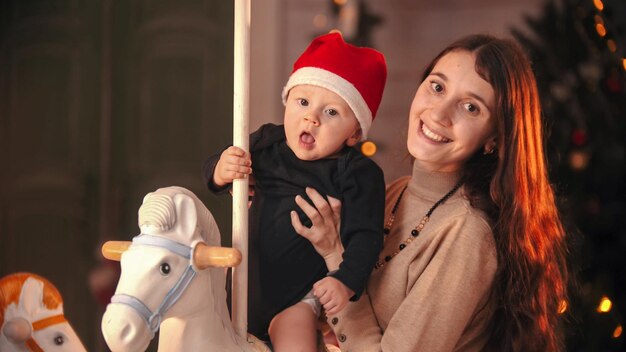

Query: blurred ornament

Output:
[360, 140, 377, 156]
[579, 61, 602, 83]
[571, 129, 588, 146]
[550, 82, 571, 101]
[313, 13, 328, 29]
[569, 149, 590, 171]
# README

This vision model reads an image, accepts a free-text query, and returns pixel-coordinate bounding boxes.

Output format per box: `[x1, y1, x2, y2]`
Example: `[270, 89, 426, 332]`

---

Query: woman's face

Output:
[407, 50, 498, 172]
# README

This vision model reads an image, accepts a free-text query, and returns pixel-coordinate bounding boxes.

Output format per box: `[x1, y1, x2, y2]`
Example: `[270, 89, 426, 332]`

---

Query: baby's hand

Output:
[213, 146, 252, 187]
[313, 276, 354, 315]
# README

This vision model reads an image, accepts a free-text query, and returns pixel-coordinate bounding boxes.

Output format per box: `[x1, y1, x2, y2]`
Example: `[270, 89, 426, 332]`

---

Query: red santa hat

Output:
[281, 32, 387, 140]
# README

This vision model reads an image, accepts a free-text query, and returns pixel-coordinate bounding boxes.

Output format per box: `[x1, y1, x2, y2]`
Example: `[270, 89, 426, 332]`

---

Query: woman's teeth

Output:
[421, 123, 451, 143]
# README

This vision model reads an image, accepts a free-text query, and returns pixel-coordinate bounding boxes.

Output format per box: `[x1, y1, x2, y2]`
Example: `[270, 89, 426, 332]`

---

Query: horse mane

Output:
[139, 193, 177, 231]
[0, 273, 63, 326]
[138, 186, 220, 247]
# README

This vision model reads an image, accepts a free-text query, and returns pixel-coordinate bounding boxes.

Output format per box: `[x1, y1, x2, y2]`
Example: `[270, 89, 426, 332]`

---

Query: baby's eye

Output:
[463, 102, 480, 114]
[325, 109, 338, 117]
[430, 81, 443, 93]
[297, 98, 309, 107]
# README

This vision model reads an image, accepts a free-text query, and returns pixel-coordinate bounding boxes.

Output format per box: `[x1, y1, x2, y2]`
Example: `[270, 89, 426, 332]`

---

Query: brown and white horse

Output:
[0, 272, 87, 352]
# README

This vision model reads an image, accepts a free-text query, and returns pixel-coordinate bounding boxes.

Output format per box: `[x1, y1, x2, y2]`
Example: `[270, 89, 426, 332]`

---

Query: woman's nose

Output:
[304, 113, 320, 126]
[428, 102, 453, 127]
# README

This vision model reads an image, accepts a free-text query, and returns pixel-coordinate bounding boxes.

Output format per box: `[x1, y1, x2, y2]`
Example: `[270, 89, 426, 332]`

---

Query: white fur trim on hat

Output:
[281, 67, 372, 140]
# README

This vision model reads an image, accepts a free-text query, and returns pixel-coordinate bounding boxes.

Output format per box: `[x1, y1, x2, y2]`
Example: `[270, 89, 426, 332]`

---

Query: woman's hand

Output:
[291, 187, 344, 271]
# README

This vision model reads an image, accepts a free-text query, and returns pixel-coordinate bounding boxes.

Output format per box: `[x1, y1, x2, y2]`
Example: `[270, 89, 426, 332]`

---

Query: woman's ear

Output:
[346, 128, 362, 147]
[483, 138, 497, 155]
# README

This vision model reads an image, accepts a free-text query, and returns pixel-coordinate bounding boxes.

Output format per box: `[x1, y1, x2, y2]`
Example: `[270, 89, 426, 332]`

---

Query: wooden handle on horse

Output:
[101, 241, 131, 261]
[194, 243, 242, 269]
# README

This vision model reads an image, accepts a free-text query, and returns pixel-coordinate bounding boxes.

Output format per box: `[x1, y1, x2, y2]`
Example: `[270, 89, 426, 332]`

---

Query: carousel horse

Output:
[0, 272, 87, 352]
[101, 186, 269, 352]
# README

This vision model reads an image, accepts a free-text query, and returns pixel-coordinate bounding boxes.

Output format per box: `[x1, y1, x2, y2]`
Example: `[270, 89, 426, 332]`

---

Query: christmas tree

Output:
[512, 0, 626, 350]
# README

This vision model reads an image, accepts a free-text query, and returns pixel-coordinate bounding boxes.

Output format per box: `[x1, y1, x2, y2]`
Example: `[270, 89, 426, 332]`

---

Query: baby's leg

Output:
[268, 301, 318, 352]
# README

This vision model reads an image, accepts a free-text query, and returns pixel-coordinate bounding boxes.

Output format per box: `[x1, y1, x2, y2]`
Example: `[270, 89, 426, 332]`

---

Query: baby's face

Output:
[284, 85, 361, 161]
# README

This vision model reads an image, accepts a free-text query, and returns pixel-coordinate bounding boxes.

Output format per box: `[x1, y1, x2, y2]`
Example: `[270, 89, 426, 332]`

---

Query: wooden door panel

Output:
[1, 2, 233, 351]
[1, 1, 101, 349]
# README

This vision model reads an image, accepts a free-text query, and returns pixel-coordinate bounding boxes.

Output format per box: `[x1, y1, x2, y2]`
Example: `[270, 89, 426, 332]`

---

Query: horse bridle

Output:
[23, 314, 67, 352]
[107, 234, 198, 338]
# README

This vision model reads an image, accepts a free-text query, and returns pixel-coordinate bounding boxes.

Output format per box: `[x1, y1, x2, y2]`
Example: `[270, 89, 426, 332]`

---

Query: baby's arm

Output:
[213, 146, 252, 187]
[313, 276, 354, 315]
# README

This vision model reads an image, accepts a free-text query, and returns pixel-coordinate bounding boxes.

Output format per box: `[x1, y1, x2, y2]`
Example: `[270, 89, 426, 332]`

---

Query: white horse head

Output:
[101, 186, 266, 352]
[0, 272, 87, 352]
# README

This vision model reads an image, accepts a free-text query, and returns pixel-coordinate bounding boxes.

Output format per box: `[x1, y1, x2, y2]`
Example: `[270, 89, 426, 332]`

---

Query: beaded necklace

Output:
[374, 179, 463, 270]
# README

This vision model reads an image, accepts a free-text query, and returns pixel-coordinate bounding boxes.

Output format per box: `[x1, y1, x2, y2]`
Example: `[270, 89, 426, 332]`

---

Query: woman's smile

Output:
[419, 120, 452, 143]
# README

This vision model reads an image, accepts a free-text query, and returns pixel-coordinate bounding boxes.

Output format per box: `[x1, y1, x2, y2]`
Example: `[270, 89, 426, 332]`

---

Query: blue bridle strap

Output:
[132, 234, 193, 259]
[109, 234, 197, 337]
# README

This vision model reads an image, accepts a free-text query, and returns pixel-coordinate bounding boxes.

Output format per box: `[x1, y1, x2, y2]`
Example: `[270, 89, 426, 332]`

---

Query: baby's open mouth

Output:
[300, 132, 315, 144]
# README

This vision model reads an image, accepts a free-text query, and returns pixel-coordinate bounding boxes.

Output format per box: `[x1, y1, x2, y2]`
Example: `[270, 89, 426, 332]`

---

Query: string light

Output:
[558, 299, 568, 314]
[593, 0, 604, 11]
[606, 39, 616, 52]
[597, 296, 612, 313]
[614, 325, 623, 339]
[361, 141, 377, 157]
[588, 1, 625, 73]
[594, 14, 604, 25]
[595, 23, 607, 37]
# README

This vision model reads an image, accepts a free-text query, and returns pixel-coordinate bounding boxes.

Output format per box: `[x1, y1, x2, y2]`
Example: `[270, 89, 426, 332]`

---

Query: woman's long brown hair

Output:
[422, 35, 569, 351]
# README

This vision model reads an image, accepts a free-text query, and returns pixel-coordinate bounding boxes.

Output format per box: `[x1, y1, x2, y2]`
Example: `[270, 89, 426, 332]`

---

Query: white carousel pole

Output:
[232, 0, 251, 340]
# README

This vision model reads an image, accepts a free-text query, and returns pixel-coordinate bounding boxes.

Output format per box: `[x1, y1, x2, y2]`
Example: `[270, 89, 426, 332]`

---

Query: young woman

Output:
[293, 34, 569, 351]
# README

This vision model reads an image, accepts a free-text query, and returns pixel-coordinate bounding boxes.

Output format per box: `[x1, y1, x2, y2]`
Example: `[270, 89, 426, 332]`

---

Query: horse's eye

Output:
[54, 335, 64, 345]
[160, 263, 171, 275]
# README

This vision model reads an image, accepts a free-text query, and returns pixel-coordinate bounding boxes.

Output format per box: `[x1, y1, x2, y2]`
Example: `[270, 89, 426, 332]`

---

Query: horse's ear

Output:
[18, 278, 45, 317]
[171, 193, 198, 239]
[2, 317, 32, 343]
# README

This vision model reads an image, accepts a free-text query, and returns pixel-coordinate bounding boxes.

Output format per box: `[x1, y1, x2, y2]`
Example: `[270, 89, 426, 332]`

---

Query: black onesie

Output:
[203, 123, 384, 340]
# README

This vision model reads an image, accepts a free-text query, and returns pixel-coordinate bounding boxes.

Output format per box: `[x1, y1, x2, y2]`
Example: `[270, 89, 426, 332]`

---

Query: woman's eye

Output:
[54, 335, 64, 345]
[430, 81, 443, 93]
[325, 109, 338, 117]
[463, 102, 479, 114]
[297, 98, 308, 106]
[160, 263, 171, 275]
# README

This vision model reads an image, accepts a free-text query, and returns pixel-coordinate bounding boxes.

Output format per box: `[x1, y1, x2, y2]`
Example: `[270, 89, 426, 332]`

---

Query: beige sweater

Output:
[328, 163, 498, 352]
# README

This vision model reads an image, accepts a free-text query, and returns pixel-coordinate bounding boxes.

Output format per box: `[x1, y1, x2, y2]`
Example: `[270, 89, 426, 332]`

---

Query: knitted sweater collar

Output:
[406, 161, 463, 202]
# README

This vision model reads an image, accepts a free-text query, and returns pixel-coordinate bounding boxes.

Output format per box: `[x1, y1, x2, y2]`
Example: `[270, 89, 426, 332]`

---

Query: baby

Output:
[203, 32, 386, 351]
